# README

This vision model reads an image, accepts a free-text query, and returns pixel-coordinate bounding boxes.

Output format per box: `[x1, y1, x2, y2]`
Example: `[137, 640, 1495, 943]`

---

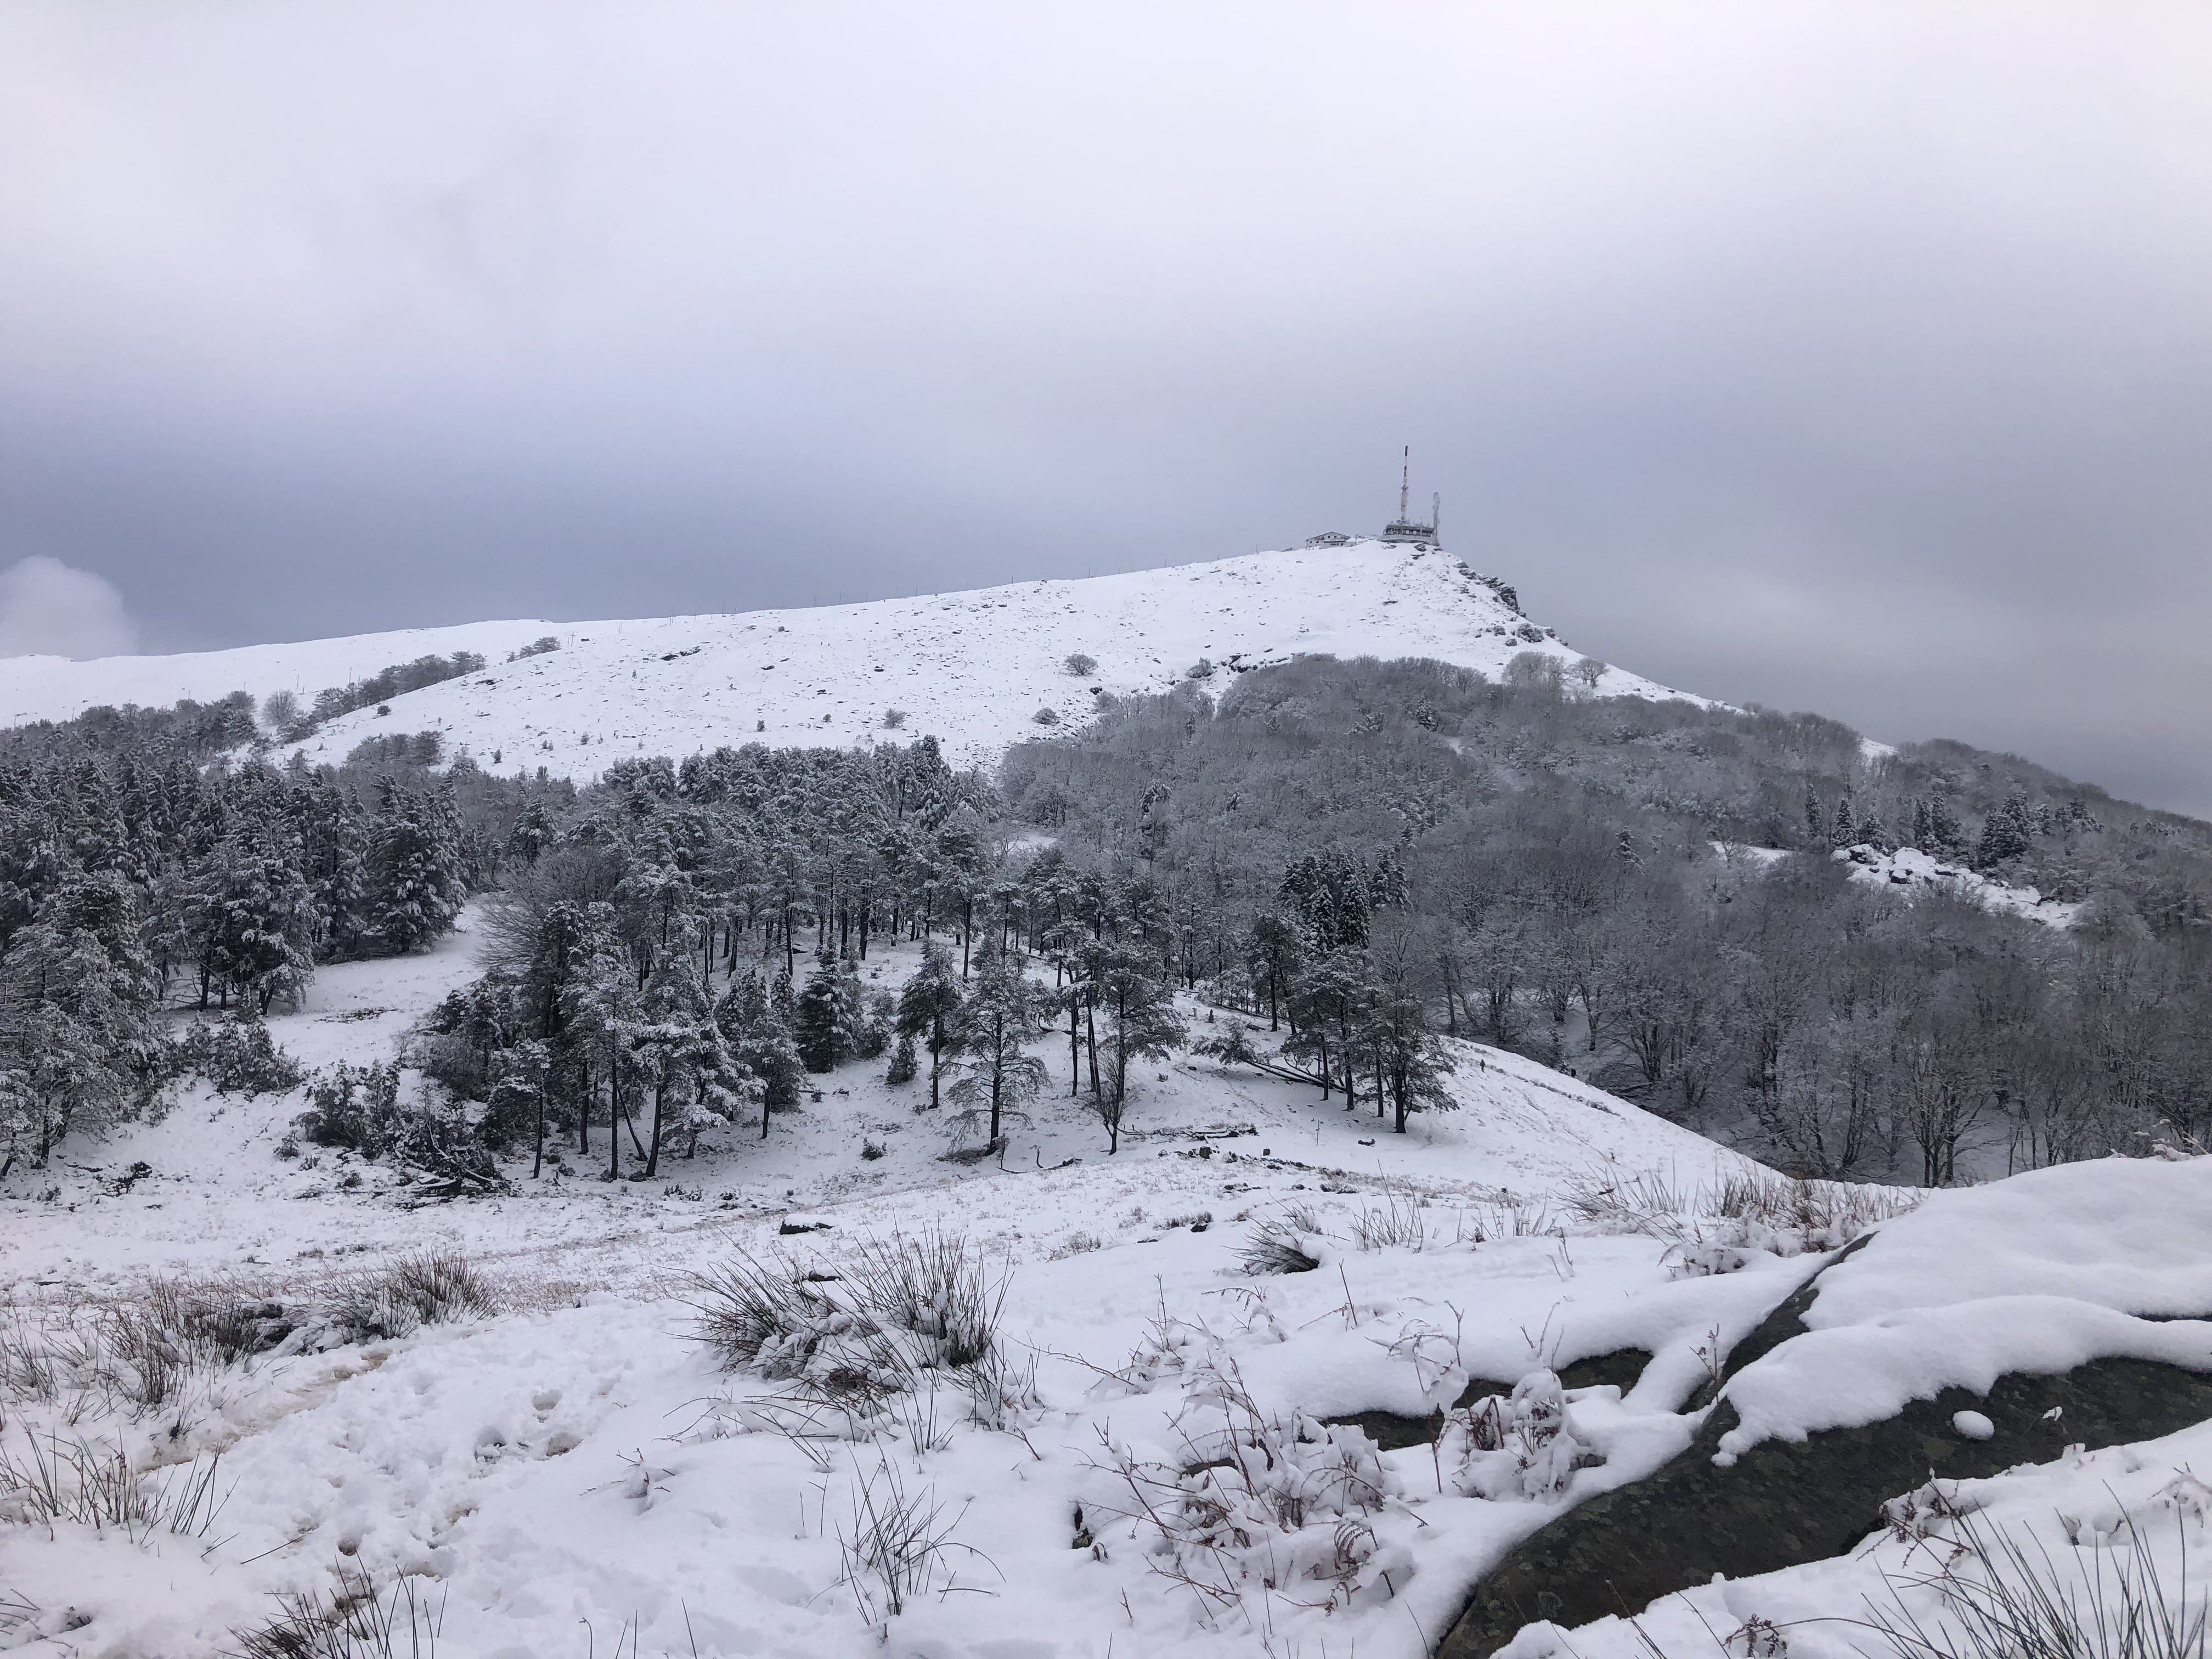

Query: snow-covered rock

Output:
[1832, 843, 2082, 928]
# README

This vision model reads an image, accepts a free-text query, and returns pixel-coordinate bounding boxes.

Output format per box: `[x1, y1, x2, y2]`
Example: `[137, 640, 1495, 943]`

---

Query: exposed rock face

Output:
[1436, 1356, 2212, 1659]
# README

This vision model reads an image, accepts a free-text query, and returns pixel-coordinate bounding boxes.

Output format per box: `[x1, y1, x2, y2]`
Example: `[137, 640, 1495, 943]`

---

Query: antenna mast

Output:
[1432, 492, 1441, 540]
[1399, 445, 1411, 522]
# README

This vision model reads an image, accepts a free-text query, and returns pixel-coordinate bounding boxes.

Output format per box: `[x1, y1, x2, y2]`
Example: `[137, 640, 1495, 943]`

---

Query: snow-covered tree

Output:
[895, 941, 966, 1109]
[367, 779, 466, 952]
[947, 944, 1047, 1149]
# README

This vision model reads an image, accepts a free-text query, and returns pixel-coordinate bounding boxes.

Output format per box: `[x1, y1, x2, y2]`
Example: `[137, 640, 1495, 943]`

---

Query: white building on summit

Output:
[1305, 447, 1441, 548]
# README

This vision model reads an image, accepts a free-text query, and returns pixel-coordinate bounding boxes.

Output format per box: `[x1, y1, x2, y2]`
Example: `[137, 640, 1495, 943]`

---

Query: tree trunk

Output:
[607, 1040, 622, 1179]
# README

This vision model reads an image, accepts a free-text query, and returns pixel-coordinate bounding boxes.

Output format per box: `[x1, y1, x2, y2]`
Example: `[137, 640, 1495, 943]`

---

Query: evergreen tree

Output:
[1358, 978, 1457, 1134]
[0, 874, 157, 1169]
[886, 1030, 918, 1085]
[895, 941, 966, 1109]
[189, 834, 318, 1013]
[629, 952, 743, 1174]
[1091, 938, 1185, 1153]
[946, 944, 1047, 1149]
[717, 970, 803, 1133]
[1243, 910, 1305, 1031]
[794, 955, 849, 1073]
[1829, 794, 1855, 849]
[368, 780, 466, 952]
[1976, 794, 2034, 867]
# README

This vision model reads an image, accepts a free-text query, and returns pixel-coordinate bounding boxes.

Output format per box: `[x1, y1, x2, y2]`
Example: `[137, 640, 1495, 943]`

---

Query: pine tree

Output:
[1358, 979, 1457, 1134]
[1090, 938, 1185, 1153]
[717, 970, 802, 1133]
[367, 780, 466, 952]
[1976, 794, 2034, 867]
[1244, 911, 1306, 1031]
[1828, 794, 1855, 849]
[895, 941, 966, 1109]
[946, 944, 1047, 1149]
[886, 1031, 918, 1085]
[794, 956, 849, 1073]
[189, 834, 318, 1013]
[0, 874, 157, 1169]
[629, 952, 741, 1175]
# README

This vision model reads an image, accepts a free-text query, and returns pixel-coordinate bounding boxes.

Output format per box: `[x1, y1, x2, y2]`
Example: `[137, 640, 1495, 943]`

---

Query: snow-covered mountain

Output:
[0, 541, 1690, 776]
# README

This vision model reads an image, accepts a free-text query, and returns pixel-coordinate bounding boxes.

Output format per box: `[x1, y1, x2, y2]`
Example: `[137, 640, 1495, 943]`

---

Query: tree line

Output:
[0, 745, 503, 1167]
[10, 648, 2211, 1186]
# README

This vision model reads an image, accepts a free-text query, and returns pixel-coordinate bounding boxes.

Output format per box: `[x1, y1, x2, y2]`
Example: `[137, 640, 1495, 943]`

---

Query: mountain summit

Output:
[0, 542, 1683, 777]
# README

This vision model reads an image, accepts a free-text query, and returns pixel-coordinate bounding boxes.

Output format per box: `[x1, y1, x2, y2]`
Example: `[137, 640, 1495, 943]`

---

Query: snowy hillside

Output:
[0, 914, 1809, 1658]
[0, 541, 1691, 777]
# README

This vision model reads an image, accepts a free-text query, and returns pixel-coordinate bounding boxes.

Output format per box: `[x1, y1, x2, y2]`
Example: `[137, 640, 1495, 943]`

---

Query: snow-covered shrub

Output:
[1031, 706, 1061, 726]
[882, 707, 907, 730]
[1438, 1370, 1599, 1500]
[94, 1277, 307, 1406]
[885, 1031, 917, 1085]
[1866, 1508, 2209, 1659]
[6, 1279, 296, 1414]
[690, 1229, 1024, 1434]
[1093, 1351, 1409, 1612]
[1666, 1242, 1755, 1278]
[1063, 652, 1098, 676]
[324, 1251, 498, 1341]
[833, 1457, 995, 1627]
[1349, 1189, 1431, 1252]
[1564, 1162, 1918, 1255]
[292, 1064, 506, 1196]
[1238, 1206, 1325, 1275]
[292, 1063, 406, 1156]
[1881, 1477, 1984, 1542]
[0, 1427, 224, 1538]
[228, 1561, 441, 1659]
[173, 1017, 304, 1098]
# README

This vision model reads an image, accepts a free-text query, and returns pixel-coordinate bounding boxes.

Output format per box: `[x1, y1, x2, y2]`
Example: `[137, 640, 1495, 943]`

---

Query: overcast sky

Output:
[3, 3, 2211, 812]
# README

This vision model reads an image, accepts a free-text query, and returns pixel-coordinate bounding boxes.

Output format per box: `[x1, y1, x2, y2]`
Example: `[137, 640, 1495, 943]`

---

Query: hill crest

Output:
[0, 541, 1690, 777]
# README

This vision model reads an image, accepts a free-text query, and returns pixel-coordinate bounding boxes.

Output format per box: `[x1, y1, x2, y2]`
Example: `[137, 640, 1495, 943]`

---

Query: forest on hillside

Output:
[1002, 654, 2212, 1178]
[2, 652, 2208, 1185]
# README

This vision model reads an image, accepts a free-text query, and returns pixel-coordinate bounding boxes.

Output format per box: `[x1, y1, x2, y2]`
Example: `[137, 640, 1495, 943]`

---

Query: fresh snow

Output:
[1507, 1155, 2212, 1659]
[0, 543, 1692, 777]
[1, 921, 1831, 1659]
[1833, 843, 2084, 928]
[4, 926, 2206, 1659]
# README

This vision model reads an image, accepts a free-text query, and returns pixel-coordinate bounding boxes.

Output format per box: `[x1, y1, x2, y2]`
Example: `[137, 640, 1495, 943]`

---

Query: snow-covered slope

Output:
[0, 922, 1843, 1659]
[0, 542, 1690, 776]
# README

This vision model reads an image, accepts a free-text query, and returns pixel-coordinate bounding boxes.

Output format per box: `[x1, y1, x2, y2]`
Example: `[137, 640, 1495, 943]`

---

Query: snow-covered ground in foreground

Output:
[0, 542, 1693, 777]
[1513, 1156, 2212, 1659]
[1832, 843, 2084, 928]
[5, 926, 2204, 1659]
[2, 920, 1802, 1658]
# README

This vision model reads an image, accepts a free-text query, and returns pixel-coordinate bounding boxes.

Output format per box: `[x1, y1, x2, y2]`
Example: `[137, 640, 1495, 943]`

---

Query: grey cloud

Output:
[2, 3, 2210, 808]
[0, 556, 140, 660]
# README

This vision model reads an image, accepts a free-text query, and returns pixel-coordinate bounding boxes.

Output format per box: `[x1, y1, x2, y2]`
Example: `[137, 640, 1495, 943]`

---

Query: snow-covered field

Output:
[7, 917, 2204, 1659]
[0, 543, 1692, 776]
